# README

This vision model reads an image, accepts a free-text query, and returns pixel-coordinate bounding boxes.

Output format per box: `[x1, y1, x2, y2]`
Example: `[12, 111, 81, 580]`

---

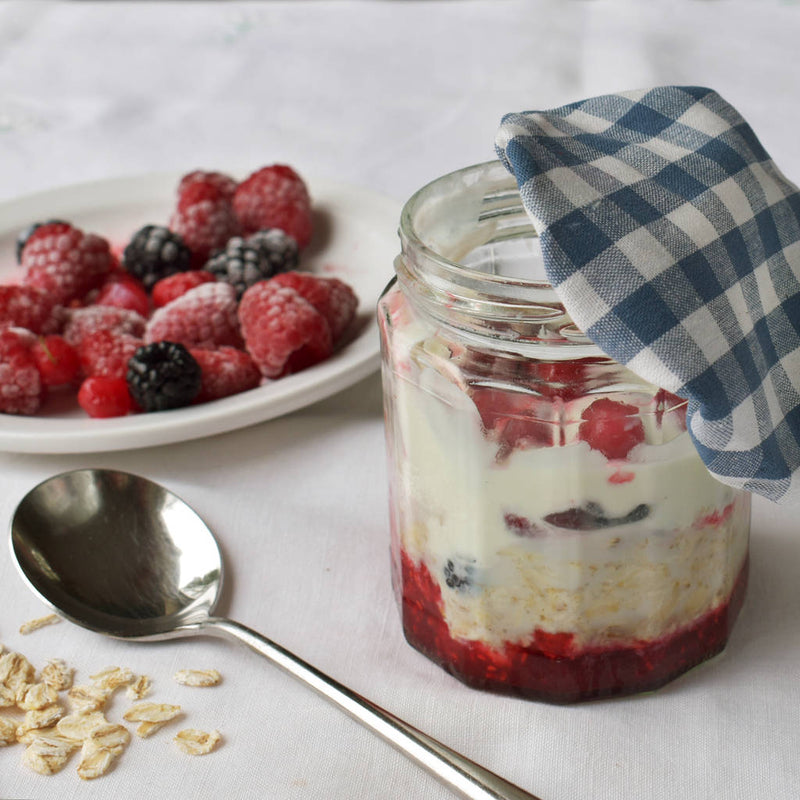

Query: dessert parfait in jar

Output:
[377, 161, 751, 703]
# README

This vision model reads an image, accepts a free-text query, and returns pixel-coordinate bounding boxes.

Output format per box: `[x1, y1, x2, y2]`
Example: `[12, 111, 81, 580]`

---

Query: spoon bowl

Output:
[11, 468, 221, 640]
[10, 468, 539, 800]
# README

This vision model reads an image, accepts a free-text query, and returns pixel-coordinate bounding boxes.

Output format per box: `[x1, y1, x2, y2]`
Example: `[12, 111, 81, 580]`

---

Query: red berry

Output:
[527, 358, 602, 400]
[20, 221, 74, 257]
[78, 330, 143, 379]
[31, 335, 80, 387]
[20, 224, 113, 305]
[151, 270, 216, 308]
[177, 170, 238, 201]
[533, 629, 575, 658]
[471, 388, 553, 456]
[267, 271, 358, 343]
[238, 282, 332, 378]
[94, 274, 150, 317]
[578, 397, 645, 460]
[145, 282, 242, 350]
[0, 285, 58, 334]
[62, 305, 146, 348]
[77, 376, 134, 418]
[0, 329, 43, 415]
[189, 346, 261, 402]
[170, 181, 240, 266]
[233, 165, 313, 249]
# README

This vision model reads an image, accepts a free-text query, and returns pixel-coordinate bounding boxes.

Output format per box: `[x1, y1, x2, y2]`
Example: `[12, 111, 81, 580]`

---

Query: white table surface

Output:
[1, 2, 800, 799]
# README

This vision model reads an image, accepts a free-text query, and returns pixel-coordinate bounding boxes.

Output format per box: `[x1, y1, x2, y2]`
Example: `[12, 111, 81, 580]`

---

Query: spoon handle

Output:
[202, 616, 541, 800]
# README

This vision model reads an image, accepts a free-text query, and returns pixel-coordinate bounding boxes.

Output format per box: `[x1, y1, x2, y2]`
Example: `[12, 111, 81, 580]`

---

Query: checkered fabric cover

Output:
[495, 86, 800, 503]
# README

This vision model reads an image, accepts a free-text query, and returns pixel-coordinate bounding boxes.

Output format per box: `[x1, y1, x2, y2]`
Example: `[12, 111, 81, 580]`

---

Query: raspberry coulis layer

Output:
[399, 550, 748, 703]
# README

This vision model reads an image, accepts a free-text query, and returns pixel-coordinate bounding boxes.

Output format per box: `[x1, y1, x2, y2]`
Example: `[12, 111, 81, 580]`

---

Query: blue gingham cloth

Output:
[495, 86, 800, 504]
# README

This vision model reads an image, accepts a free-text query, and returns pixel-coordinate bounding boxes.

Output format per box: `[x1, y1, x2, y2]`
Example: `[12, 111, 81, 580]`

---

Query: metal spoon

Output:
[9, 468, 540, 800]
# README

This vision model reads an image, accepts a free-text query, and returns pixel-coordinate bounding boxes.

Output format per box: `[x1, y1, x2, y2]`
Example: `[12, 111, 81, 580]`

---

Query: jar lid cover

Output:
[496, 86, 800, 504]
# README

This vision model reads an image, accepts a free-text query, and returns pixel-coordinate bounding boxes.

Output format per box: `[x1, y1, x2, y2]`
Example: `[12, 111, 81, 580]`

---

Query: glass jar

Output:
[377, 160, 751, 703]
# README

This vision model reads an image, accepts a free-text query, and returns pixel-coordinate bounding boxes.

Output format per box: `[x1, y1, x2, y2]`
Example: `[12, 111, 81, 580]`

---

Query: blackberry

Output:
[15, 219, 69, 263]
[544, 502, 651, 530]
[122, 225, 192, 290]
[126, 341, 201, 412]
[204, 229, 299, 299]
[443, 556, 476, 592]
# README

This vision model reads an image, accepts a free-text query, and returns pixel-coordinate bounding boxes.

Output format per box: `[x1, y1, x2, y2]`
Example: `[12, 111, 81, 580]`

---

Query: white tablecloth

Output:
[1, 2, 799, 799]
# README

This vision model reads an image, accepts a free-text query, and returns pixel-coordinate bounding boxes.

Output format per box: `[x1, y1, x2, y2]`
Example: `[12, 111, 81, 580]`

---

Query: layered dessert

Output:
[379, 282, 750, 703]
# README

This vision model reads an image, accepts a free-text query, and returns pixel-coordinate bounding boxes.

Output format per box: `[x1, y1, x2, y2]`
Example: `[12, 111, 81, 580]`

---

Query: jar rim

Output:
[396, 160, 600, 354]
[399, 159, 554, 291]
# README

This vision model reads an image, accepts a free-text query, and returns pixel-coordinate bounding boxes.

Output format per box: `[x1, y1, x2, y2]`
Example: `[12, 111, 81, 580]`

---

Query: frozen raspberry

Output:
[94, 274, 150, 317]
[78, 330, 144, 380]
[238, 282, 332, 378]
[189, 346, 261, 402]
[233, 165, 313, 249]
[121, 225, 192, 290]
[471, 388, 553, 457]
[145, 282, 242, 350]
[20, 223, 113, 305]
[170, 181, 240, 266]
[268, 271, 357, 342]
[77, 376, 135, 418]
[31, 335, 80, 387]
[16, 219, 70, 263]
[151, 270, 216, 308]
[578, 397, 645, 460]
[205, 231, 298, 299]
[127, 341, 201, 412]
[0, 285, 58, 334]
[177, 170, 237, 201]
[0, 329, 43, 415]
[62, 305, 147, 348]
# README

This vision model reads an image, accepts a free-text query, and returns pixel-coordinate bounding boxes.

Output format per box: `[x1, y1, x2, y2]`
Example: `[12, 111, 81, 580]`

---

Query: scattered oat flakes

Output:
[123, 702, 181, 738]
[76, 741, 117, 780]
[18, 681, 59, 711]
[174, 668, 222, 687]
[174, 728, 221, 755]
[41, 659, 74, 692]
[123, 702, 181, 723]
[56, 711, 108, 743]
[0, 684, 15, 708]
[0, 651, 35, 693]
[21, 732, 77, 775]
[67, 684, 110, 713]
[0, 715, 17, 746]
[90, 665, 134, 692]
[19, 613, 61, 635]
[87, 721, 130, 753]
[76, 723, 130, 780]
[17, 725, 57, 746]
[17, 704, 65, 740]
[126, 674, 152, 701]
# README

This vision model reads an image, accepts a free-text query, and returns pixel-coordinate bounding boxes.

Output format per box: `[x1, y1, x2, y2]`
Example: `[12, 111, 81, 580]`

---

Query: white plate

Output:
[0, 172, 401, 453]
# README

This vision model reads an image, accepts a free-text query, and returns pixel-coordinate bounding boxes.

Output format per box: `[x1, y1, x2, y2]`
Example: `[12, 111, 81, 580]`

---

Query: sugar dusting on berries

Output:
[1, 164, 358, 418]
[145, 282, 242, 350]
[239, 282, 332, 378]
[233, 165, 313, 249]
[0, 329, 43, 414]
[62, 305, 147, 348]
[269, 271, 357, 342]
